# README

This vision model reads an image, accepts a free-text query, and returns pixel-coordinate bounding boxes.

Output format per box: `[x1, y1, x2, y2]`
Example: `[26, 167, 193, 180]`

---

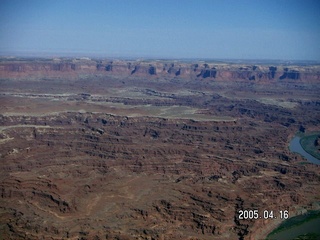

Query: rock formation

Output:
[1, 58, 320, 82]
[0, 57, 319, 239]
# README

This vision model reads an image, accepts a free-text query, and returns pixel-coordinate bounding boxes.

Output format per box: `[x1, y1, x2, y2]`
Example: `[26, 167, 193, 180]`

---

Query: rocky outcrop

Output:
[279, 67, 300, 80]
[1, 58, 319, 82]
[1, 111, 320, 239]
[0, 57, 320, 239]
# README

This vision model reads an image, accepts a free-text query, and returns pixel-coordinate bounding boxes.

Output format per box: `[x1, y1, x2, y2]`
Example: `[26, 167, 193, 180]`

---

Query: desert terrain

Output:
[0, 57, 320, 240]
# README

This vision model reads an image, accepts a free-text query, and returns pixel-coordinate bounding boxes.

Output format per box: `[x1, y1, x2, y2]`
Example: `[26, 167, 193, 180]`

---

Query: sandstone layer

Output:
[0, 57, 320, 240]
[1, 58, 320, 82]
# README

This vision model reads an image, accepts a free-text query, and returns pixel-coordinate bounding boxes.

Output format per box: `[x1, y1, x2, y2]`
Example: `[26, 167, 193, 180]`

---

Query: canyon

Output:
[0, 57, 320, 240]
[1, 58, 319, 82]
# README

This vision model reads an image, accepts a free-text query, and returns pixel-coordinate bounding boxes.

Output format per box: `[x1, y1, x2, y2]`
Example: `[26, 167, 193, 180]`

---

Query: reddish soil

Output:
[0, 58, 320, 239]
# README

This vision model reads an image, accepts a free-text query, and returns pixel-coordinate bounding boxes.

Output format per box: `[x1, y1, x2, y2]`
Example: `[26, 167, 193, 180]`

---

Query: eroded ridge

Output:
[0, 112, 320, 239]
[0, 58, 320, 239]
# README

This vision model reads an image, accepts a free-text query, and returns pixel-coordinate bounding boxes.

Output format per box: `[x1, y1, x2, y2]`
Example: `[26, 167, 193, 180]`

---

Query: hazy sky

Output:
[1, 0, 320, 60]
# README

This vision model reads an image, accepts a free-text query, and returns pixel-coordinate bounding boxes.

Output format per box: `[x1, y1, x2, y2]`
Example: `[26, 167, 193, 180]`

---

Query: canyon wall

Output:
[1, 58, 319, 82]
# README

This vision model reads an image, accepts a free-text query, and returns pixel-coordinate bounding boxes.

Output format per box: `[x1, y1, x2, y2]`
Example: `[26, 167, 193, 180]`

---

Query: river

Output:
[266, 213, 320, 240]
[289, 136, 320, 165]
[265, 137, 320, 239]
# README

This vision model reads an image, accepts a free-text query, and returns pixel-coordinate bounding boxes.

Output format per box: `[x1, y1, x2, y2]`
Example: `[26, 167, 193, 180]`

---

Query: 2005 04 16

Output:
[238, 210, 289, 220]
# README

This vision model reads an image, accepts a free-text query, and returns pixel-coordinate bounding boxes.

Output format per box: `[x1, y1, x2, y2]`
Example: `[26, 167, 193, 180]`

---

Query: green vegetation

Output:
[293, 233, 320, 240]
[300, 133, 320, 160]
[266, 211, 320, 239]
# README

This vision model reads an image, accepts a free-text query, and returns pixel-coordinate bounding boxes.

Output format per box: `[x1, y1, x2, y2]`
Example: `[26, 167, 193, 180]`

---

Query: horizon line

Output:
[0, 51, 320, 64]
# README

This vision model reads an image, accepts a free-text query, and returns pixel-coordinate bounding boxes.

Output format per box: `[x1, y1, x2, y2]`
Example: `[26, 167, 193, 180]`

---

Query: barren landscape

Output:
[0, 57, 320, 239]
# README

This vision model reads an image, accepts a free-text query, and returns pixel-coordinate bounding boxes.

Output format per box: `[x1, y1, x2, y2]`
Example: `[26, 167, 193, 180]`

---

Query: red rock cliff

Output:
[0, 58, 319, 82]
